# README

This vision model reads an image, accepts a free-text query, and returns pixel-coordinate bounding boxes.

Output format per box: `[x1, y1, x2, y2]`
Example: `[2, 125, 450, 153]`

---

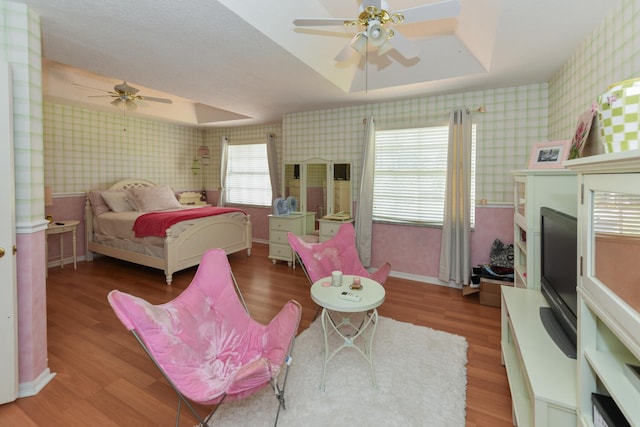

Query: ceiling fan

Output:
[74, 81, 173, 110]
[293, 0, 461, 62]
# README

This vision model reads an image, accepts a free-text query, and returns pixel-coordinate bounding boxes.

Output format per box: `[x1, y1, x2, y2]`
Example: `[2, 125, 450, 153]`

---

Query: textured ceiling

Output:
[16, 0, 621, 126]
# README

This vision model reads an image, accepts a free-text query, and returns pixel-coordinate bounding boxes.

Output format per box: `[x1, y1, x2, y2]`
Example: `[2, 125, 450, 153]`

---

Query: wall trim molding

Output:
[18, 368, 56, 398]
[386, 270, 458, 288]
[16, 219, 49, 234]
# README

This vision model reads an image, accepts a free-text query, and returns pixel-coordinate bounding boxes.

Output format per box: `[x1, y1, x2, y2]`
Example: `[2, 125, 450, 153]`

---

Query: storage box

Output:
[479, 278, 514, 307]
[597, 78, 640, 153]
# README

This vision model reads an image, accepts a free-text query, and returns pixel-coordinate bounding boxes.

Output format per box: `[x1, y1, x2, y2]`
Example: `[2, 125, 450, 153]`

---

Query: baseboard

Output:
[47, 255, 86, 269]
[386, 270, 457, 288]
[18, 368, 56, 398]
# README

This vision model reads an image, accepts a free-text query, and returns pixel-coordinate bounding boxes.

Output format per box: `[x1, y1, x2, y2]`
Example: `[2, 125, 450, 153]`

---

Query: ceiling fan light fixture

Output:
[367, 20, 389, 48]
[351, 32, 368, 55]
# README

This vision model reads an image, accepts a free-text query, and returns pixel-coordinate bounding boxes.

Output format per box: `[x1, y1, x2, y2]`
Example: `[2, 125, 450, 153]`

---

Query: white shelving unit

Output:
[511, 170, 577, 289]
[566, 151, 640, 427]
[501, 169, 580, 426]
[501, 286, 577, 426]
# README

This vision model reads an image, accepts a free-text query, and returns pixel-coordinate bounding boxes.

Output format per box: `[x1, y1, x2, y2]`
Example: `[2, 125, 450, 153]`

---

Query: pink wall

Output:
[370, 206, 514, 280]
[17, 232, 49, 383]
[45, 195, 87, 262]
[48, 194, 514, 280]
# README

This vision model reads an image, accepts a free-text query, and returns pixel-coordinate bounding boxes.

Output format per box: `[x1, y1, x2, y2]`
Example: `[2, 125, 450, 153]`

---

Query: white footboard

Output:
[164, 213, 252, 284]
[85, 192, 252, 285]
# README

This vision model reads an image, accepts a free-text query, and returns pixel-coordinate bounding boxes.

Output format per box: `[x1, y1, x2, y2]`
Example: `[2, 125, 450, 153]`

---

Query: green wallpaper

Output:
[28, 0, 640, 209]
[43, 103, 205, 192]
[549, 0, 640, 142]
[1, 1, 44, 224]
[283, 84, 549, 205]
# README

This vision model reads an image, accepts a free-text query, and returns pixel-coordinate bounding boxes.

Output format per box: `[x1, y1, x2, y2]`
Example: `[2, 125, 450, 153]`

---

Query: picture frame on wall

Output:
[528, 140, 572, 169]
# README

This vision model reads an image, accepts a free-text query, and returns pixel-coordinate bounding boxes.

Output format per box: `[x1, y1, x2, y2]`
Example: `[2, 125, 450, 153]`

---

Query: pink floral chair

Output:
[108, 248, 302, 426]
[287, 222, 391, 286]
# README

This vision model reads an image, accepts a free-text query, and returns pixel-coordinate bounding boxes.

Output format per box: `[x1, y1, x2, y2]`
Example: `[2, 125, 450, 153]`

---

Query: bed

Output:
[85, 178, 252, 285]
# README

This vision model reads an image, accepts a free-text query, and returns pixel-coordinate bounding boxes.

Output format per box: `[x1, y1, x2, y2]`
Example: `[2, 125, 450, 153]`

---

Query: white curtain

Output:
[356, 115, 375, 267]
[438, 109, 472, 286]
[217, 136, 229, 207]
[266, 133, 281, 200]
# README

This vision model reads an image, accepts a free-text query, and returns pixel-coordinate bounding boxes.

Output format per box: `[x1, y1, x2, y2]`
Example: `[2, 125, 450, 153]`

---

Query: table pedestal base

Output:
[319, 308, 378, 391]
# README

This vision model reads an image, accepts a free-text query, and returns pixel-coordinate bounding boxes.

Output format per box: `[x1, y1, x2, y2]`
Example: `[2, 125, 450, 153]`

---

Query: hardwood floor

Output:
[0, 243, 513, 426]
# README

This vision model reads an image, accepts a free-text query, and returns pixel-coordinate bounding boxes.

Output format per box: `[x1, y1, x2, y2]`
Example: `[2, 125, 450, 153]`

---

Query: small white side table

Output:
[46, 220, 80, 275]
[310, 275, 385, 390]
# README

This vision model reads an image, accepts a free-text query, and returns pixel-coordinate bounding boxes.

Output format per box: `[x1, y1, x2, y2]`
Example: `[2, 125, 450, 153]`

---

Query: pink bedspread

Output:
[133, 207, 245, 238]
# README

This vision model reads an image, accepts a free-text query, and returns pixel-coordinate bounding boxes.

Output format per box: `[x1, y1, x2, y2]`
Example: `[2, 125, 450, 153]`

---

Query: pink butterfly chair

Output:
[108, 248, 302, 427]
[287, 222, 391, 286]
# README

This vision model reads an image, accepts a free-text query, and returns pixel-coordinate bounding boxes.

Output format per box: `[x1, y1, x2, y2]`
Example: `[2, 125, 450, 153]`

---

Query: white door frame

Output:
[0, 61, 18, 404]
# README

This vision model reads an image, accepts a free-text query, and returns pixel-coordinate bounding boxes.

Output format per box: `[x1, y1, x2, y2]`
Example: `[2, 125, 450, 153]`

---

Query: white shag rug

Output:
[207, 316, 468, 427]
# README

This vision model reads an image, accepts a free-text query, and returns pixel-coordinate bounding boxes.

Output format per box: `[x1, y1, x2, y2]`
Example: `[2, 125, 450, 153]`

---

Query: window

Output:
[373, 125, 476, 226]
[225, 143, 272, 206]
[593, 191, 640, 236]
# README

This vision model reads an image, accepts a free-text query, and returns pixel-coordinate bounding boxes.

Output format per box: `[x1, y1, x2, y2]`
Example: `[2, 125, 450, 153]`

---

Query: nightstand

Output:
[46, 220, 80, 274]
[318, 218, 354, 242]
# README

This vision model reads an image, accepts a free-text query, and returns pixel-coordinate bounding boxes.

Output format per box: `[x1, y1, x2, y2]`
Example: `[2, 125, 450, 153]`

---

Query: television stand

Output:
[539, 307, 576, 359]
[501, 287, 576, 426]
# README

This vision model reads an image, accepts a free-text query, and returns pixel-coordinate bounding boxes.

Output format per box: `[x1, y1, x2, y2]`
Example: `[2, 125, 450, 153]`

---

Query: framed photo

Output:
[528, 140, 572, 169]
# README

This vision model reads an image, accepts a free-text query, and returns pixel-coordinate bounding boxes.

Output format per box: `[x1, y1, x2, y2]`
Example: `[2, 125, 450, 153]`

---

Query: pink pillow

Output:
[127, 185, 182, 212]
[88, 190, 111, 216]
[101, 190, 136, 213]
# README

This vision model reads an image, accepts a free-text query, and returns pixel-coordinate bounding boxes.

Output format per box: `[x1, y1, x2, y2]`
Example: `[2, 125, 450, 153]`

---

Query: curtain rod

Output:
[363, 106, 486, 125]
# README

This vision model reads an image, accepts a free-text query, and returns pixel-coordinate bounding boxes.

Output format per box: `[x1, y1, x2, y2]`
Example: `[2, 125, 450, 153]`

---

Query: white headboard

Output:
[108, 178, 157, 191]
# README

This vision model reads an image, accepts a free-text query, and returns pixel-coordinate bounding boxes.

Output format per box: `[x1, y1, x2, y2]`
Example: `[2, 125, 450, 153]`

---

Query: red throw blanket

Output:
[133, 207, 246, 238]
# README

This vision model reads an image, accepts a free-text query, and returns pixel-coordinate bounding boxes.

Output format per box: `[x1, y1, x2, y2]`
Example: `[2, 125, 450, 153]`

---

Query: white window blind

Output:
[593, 191, 640, 236]
[373, 125, 476, 226]
[226, 143, 272, 206]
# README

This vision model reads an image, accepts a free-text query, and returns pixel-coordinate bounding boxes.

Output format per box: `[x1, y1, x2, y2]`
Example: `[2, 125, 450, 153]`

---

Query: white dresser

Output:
[318, 218, 354, 242]
[268, 212, 315, 267]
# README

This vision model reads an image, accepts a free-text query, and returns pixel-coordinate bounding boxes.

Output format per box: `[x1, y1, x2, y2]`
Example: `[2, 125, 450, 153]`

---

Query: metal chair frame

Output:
[117, 269, 300, 427]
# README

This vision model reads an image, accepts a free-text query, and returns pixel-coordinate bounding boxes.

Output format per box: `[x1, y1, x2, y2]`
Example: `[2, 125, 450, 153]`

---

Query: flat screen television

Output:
[539, 206, 578, 359]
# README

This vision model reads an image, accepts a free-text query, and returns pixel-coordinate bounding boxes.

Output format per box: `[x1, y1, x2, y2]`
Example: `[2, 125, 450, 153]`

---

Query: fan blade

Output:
[293, 18, 353, 26]
[139, 96, 173, 104]
[114, 81, 139, 95]
[111, 98, 123, 107]
[336, 32, 369, 62]
[386, 31, 419, 58]
[125, 99, 137, 110]
[335, 33, 360, 62]
[396, 0, 461, 24]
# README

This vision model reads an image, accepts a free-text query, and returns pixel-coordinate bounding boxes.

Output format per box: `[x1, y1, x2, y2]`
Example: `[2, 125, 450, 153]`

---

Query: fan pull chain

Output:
[365, 38, 369, 94]
[122, 104, 127, 132]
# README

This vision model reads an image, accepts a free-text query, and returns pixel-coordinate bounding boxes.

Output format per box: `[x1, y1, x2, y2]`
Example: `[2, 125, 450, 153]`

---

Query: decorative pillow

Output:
[127, 185, 182, 212]
[88, 190, 111, 216]
[101, 190, 136, 213]
[489, 238, 514, 268]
